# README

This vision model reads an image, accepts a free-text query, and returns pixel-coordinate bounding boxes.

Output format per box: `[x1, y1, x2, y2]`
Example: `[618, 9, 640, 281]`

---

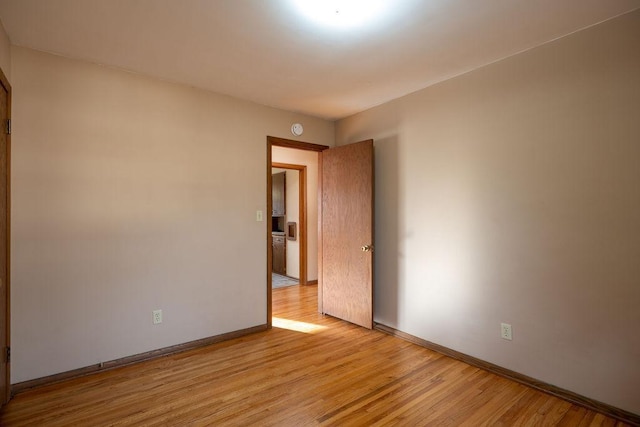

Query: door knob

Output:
[361, 245, 374, 252]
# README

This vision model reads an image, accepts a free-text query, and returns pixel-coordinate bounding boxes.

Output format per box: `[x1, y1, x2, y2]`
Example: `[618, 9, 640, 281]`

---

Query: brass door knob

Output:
[361, 245, 374, 252]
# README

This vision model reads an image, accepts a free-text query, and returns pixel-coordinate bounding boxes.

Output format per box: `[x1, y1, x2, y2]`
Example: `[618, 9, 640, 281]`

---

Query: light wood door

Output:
[0, 73, 9, 405]
[321, 140, 374, 329]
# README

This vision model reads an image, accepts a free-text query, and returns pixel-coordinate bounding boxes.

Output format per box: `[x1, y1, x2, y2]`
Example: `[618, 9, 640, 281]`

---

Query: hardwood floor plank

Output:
[0, 284, 634, 426]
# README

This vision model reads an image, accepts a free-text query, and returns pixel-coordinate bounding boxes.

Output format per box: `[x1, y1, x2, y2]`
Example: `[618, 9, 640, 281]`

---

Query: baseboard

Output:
[306, 280, 318, 285]
[374, 323, 640, 426]
[11, 323, 268, 396]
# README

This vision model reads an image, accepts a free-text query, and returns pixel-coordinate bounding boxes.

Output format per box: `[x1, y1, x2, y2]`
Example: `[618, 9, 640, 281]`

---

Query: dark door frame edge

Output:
[0, 65, 11, 405]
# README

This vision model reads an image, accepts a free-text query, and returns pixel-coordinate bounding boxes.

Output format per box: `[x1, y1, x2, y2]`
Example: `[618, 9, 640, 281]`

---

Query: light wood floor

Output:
[0, 285, 631, 426]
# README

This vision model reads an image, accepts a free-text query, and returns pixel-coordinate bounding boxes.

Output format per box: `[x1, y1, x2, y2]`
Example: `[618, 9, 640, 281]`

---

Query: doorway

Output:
[267, 137, 375, 330]
[266, 137, 327, 326]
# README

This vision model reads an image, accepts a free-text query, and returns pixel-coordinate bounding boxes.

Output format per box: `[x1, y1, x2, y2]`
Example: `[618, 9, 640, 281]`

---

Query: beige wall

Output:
[0, 19, 10, 81]
[336, 10, 640, 414]
[10, 46, 334, 383]
[272, 146, 319, 282]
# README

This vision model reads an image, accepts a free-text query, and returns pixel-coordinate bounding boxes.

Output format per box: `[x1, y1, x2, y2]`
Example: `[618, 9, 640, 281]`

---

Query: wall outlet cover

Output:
[501, 323, 512, 340]
[153, 309, 163, 324]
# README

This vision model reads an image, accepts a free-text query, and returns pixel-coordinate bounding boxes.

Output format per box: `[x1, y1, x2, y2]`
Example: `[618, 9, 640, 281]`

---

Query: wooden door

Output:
[0, 71, 10, 405]
[321, 140, 374, 329]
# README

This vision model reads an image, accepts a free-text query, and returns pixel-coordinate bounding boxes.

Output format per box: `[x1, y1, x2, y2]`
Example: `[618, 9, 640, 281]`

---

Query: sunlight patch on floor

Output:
[272, 317, 327, 334]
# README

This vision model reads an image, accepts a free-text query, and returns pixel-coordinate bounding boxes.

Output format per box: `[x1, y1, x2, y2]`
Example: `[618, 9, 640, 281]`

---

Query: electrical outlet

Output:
[256, 210, 263, 222]
[501, 323, 512, 340]
[153, 309, 162, 325]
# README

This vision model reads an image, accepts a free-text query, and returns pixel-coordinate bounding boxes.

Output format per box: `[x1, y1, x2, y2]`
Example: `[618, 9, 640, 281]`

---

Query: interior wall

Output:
[336, 10, 640, 414]
[271, 147, 319, 282]
[10, 46, 334, 383]
[284, 169, 300, 279]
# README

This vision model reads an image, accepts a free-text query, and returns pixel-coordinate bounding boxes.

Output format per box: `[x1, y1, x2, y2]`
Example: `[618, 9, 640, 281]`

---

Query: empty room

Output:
[0, 0, 638, 425]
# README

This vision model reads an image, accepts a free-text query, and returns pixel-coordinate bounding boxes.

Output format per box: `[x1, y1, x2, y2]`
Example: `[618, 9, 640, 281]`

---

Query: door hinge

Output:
[5, 347, 9, 363]
[6, 119, 10, 135]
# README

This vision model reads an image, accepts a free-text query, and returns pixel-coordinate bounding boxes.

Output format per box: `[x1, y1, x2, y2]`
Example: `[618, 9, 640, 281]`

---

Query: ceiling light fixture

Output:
[290, 0, 389, 29]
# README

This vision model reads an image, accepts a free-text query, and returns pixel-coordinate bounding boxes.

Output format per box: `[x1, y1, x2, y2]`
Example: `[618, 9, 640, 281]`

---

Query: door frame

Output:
[266, 136, 328, 327]
[0, 65, 11, 405]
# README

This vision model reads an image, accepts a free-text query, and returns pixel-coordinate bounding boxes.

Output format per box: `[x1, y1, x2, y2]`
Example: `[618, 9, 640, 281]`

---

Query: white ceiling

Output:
[0, 0, 638, 120]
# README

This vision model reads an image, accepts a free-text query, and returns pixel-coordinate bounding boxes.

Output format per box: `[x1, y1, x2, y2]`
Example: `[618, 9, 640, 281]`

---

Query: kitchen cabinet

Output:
[272, 234, 286, 275]
[272, 171, 286, 216]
